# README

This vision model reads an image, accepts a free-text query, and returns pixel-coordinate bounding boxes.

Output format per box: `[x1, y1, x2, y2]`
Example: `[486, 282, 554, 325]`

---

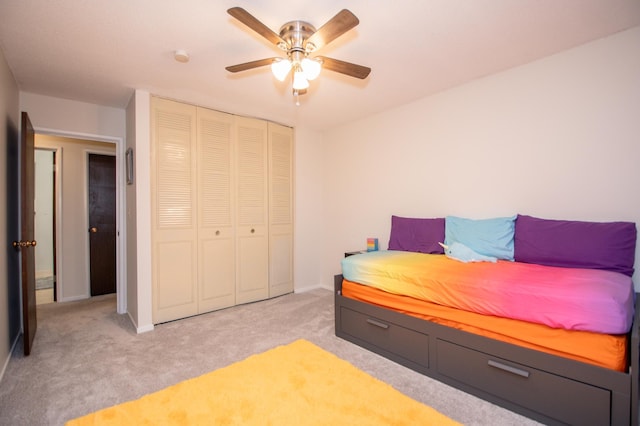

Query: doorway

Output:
[88, 154, 116, 296]
[34, 134, 119, 303]
[34, 149, 56, 305]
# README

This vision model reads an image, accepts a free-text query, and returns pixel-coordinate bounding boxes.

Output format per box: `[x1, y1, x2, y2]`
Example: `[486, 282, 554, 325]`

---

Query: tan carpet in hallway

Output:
[0, 289, 540, 425]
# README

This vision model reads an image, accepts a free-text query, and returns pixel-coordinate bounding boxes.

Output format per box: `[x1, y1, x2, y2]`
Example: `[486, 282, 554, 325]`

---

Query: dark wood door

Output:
[20, 112, 37, 356]
[88, 154, 116, 296]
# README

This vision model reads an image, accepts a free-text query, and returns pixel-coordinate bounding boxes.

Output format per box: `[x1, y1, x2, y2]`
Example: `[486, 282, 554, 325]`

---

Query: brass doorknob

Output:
[12, 240, 37, 248]
[89, 227, 98, 233]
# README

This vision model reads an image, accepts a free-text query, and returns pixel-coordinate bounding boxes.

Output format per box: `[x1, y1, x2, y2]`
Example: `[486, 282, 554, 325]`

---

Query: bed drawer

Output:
[436, 339, 611, 426]
[340, 307, 429, 369]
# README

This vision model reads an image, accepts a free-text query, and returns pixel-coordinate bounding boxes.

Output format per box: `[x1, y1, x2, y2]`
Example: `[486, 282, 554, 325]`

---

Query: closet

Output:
[150, 97, 293, 323]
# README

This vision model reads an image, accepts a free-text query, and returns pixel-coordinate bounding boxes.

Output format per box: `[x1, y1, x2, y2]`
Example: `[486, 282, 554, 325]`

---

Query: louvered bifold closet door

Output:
[197, 108, 236, 312]
[235, 117, 269, 304]
[151, 98, 198, 323]
[268, 123, 294, 297]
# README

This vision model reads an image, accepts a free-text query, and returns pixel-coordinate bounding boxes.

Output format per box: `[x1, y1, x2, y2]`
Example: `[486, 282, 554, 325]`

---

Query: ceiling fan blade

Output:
[317, 57, 371, 79]
[305, 9, 359, 51]
[226, 58, 277, 73]
[227, 7, 286, 47]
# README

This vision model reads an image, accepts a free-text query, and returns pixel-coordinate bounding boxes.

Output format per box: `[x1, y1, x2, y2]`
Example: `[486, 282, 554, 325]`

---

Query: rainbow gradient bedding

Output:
[341, 250, 635, 334]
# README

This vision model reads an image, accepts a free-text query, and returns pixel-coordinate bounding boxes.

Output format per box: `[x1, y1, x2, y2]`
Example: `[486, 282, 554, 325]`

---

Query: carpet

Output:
[66, 339, 460, 425]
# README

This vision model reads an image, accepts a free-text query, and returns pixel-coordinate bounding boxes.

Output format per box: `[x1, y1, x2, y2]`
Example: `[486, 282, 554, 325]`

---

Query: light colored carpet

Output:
[0, 289, 541, 425]
[67, 339, 461, 425]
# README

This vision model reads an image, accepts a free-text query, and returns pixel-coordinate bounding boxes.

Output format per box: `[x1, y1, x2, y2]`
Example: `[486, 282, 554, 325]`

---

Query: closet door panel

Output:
[154, 240, 197, 323]
[269, 233, 293, 296]
[235, 117, 269, 304]
[197, 108, 236, 312]
[268, 123, 293, 297]
[199, 236, 235, 306]
[236, 233, 269, 299]
[151, 97, 198, 323]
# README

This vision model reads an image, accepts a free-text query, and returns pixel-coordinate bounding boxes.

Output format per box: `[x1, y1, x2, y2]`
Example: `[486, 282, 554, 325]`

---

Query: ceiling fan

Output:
[225, 7, 371, 100]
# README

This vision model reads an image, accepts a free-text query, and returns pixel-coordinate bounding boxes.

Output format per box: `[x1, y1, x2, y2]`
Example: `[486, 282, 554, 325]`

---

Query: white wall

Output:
[20, 93, 126, 141]
[320, 27, 640, 289]
[0, 46, 20, 382]
[293, 126, 325, 291]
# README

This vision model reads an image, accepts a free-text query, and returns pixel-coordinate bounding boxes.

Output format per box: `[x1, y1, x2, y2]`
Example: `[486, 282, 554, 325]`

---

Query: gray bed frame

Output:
[334, 274, 639, 425]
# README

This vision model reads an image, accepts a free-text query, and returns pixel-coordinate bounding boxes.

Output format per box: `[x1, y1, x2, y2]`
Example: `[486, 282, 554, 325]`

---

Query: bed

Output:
[334, 214, 638, 425]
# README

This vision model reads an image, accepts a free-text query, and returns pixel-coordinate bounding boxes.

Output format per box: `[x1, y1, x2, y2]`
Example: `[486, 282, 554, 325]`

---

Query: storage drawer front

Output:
[341, 307, 429, 368]
[437, 340, 610, 425]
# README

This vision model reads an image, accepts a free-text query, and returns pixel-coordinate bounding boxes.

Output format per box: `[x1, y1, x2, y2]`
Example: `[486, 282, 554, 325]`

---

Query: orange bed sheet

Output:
[342, 279, 628, 372]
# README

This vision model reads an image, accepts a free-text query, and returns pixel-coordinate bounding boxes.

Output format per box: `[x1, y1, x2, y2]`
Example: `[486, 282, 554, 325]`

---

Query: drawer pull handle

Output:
[366, 318, 390, 329]
[488, 360, 530, 378]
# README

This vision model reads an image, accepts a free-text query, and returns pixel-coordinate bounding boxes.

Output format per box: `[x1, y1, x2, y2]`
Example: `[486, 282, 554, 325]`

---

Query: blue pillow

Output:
[445, 215, 516, 261]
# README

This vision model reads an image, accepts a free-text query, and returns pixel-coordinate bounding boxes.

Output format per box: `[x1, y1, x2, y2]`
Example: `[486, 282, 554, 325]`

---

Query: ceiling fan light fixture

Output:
[271, 58, 292, 81]
[292, 68, 309, 90]
[301, 57, 322, 81]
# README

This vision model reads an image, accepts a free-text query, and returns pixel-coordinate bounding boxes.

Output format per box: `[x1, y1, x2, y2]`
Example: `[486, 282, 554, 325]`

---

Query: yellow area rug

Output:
[67, 339, 460, 425]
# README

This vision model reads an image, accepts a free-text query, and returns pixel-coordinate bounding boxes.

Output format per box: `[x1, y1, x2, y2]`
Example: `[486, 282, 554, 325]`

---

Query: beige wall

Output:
[320, 26, 640, 289]
[126, 90, 153, 333]
[34, 149, 55, 278]
[125, 95, 138, 327]
[35, 135, 115, 301]
[291, 126, 324, 292]
[0, 46, 20, 381]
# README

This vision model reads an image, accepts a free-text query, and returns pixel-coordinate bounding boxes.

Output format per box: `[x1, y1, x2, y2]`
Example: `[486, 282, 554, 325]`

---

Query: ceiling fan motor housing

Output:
[278, 21, 317, 63]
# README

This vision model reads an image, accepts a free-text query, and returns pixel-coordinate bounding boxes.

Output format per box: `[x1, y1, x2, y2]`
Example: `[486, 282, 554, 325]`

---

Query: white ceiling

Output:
[1, 1, 639, 131]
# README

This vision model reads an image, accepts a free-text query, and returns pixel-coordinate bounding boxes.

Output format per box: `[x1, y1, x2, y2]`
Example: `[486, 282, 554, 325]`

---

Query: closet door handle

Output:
[488, 360, 530, 378]
[250, 228, 255, 234]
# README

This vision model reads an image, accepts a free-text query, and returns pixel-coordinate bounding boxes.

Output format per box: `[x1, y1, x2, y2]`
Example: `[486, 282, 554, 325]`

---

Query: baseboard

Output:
[0, 333, 20, 384]
[127, 311, 154, 334]
[136, 324, 154, 334]
[59, 295, 89, 303]
[294, 284, 331, 293]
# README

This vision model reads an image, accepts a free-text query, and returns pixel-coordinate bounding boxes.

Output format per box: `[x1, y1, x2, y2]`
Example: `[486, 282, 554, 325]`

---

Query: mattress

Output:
[342, 279, 628, 372]
[341, 250, 635, 334]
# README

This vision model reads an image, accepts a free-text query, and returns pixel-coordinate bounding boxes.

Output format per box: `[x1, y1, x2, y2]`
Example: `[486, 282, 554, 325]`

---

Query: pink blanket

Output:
[341, 250, 635, 334]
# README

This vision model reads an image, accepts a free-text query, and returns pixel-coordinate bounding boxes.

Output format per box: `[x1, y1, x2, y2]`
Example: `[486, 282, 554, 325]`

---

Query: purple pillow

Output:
[388, 216, 445, 254]
[514, 214, 637, 276]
